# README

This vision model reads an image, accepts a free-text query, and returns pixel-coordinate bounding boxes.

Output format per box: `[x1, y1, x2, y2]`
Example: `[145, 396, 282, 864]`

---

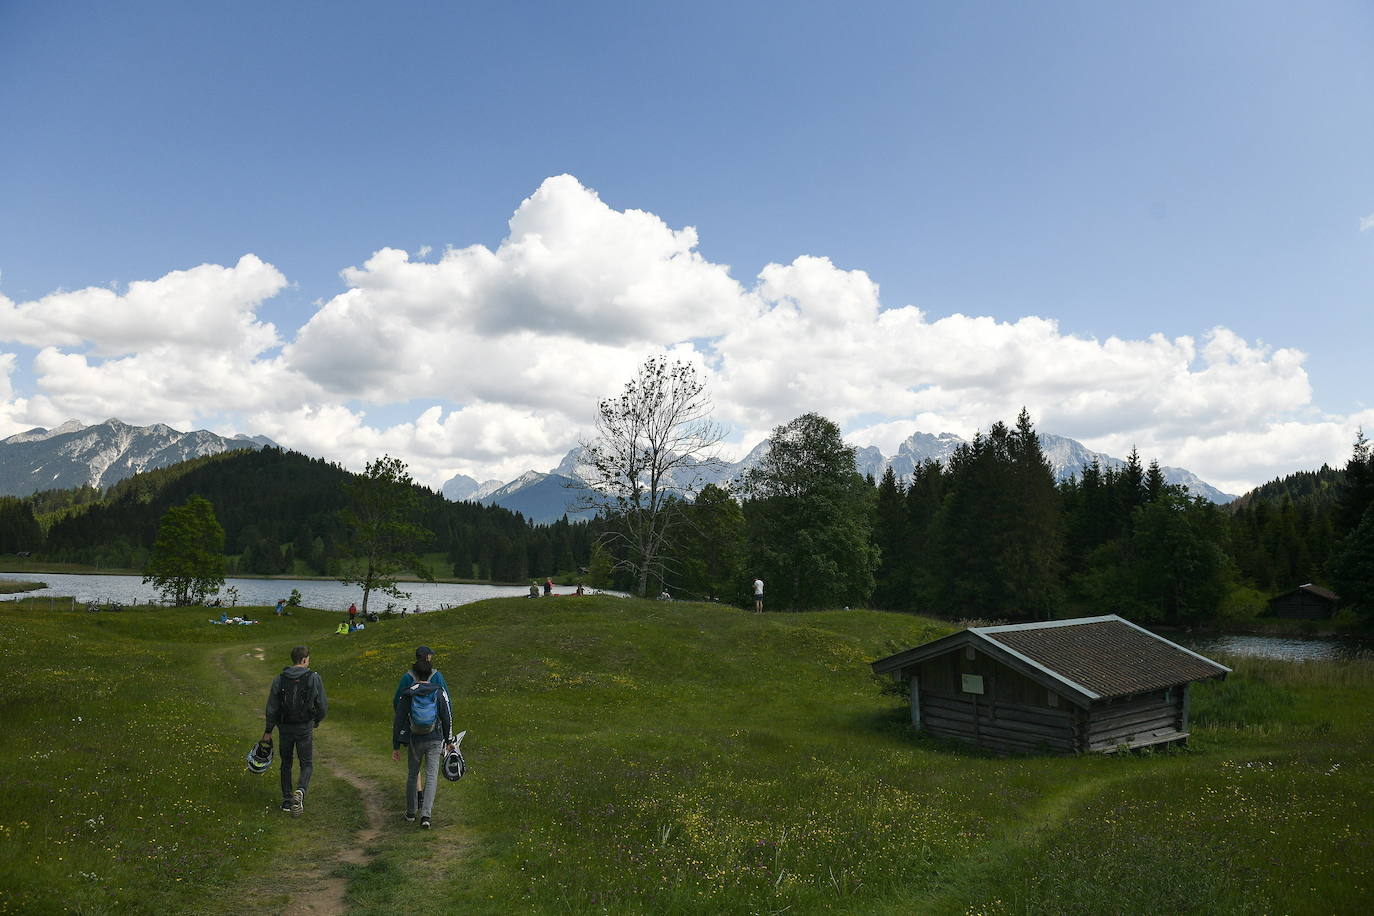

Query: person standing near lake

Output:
[543, 577, 553, 596]
[263, 646, 327, 817]
[753, 576, 764, 612]
[392, 659, 454, 828]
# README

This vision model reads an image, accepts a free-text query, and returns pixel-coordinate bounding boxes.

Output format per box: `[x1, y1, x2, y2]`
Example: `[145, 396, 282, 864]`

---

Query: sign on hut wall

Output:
[960, 674, 985, 695]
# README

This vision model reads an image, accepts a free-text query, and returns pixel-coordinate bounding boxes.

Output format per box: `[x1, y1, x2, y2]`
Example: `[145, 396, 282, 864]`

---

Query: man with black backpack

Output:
[263, 645, 328, 817]
[391, 659, 453, 829]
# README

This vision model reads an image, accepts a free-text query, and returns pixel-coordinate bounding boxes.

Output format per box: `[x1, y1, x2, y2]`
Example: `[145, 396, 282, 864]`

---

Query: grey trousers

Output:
[278, 723, 314, 800]
[406, 738, 442, 817]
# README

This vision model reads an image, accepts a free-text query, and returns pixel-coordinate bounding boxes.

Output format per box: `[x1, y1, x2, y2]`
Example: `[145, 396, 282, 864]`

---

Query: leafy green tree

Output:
[143, 495, 225, 606]
[337, 455, 433, 614]
[1129, 493, 1236, 624]
[671, 483, 747, 603]
[743, 413, 878, 610]
[587, 542, 614, 589]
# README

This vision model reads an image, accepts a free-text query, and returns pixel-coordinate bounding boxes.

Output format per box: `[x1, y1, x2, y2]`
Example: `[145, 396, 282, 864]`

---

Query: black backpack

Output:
[280, 674, 314, 724]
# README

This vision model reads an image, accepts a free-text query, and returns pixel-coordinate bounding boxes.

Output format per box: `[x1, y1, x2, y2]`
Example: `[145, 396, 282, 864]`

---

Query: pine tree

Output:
[1335, 429, 1374, 538]
[1329, 507, 1374, 618]
[1145, 459, 1166, 503]
[870, 467, 909, 610]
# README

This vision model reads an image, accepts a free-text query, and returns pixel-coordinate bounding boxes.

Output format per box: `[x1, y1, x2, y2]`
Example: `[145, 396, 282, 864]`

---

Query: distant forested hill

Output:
[1226, 465, 1343, 590]
[23, 447, 598, 581]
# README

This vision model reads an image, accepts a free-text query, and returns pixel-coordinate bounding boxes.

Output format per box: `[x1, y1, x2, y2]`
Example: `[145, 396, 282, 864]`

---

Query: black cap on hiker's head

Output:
[416, 646, 433, 660]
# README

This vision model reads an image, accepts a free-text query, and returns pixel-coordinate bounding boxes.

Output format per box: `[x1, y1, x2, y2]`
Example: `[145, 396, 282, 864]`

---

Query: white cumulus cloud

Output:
[0, 175, 1362, 493]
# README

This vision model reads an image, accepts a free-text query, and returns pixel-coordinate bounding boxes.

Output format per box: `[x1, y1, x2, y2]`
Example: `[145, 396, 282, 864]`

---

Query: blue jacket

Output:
[393, 681, 452, 749]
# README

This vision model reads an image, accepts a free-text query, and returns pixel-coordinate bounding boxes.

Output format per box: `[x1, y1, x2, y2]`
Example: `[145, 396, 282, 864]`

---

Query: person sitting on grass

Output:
[391, 659, 455, 829]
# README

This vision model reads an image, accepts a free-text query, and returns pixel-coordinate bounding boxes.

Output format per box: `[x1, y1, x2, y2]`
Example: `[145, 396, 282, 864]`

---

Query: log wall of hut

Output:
[910, 649, 1079, 755]
[1267, 591, 1336, 619]
[1084, 688, 1187, 752]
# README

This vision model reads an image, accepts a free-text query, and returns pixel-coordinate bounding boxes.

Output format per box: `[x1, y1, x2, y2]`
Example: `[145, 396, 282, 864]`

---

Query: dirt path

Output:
[213, 646, 388, 916]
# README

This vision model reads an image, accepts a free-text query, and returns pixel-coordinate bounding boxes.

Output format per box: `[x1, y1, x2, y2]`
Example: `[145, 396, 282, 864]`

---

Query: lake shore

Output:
[0, 578, 46, 594]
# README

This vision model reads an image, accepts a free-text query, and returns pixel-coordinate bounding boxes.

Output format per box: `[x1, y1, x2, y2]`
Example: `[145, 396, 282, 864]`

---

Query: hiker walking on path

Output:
[391, 659, 454, 829]
[753, 576, 764, 612]
[392, 648, 450, 807]
[263, 645, 328, 817]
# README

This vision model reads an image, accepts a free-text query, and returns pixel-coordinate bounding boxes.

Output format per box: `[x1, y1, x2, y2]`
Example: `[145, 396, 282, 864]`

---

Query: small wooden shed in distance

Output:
[871, 615, 1231, 754]
[1267, 583, 1340, 619]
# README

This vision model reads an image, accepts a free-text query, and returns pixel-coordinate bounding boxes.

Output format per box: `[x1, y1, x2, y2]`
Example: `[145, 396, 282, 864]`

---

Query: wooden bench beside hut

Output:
[871, 615, 1230, 755]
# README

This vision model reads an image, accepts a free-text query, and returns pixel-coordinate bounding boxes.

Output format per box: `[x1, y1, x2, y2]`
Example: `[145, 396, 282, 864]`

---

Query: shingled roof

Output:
[871, 615, 1230, 703]
[1273, 583, 1340, 603]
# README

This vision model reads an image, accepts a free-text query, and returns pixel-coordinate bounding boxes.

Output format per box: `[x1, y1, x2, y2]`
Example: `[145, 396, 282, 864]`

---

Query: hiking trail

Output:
[213, 646, 387, 916]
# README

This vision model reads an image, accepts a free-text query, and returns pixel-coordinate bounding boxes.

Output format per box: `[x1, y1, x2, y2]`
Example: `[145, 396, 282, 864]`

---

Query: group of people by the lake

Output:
[528, 578, 586, 598]
[260, 644, 458, 829]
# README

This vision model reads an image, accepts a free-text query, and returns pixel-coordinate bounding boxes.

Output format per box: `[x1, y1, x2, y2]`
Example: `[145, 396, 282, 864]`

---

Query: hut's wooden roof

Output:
[871, 615, 1229, 703]
[1270, 583, 1340, 603]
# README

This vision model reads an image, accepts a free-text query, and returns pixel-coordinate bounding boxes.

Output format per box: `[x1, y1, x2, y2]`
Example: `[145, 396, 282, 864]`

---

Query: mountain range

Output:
[0, 417, 1235, 526]
[444, 430, 1236, 524]
[0, 418, 274, 497]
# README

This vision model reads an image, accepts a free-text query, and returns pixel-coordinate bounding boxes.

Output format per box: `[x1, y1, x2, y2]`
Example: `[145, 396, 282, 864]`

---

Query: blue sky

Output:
[1, 1, 1371, 493]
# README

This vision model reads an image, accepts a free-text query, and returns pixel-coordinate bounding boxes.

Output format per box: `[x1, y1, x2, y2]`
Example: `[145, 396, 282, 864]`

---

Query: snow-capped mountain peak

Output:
[0, 418, 275, 497]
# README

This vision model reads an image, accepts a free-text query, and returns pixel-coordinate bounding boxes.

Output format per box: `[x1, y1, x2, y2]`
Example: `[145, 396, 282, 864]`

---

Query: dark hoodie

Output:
[264, 665, 328, 732]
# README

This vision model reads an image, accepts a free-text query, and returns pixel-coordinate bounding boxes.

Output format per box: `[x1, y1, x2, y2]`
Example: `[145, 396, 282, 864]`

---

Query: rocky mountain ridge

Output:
[0, 418, 275, 497]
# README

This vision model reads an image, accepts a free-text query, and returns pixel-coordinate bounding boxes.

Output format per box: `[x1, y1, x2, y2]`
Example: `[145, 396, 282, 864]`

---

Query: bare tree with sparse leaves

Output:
[578, 357, 725, 597]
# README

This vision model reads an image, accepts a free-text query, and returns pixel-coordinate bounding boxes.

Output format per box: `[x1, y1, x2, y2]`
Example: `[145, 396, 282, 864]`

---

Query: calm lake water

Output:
[1172, 632, 1373, 662]
[0, 572, 539, 612]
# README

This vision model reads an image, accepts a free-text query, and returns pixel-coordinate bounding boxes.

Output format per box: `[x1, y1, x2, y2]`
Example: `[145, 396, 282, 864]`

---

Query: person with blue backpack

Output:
[392, 646, 450, 705]
[263, 645, 327, 817]
[391, 658, 454, 828]
[393, 646, 450, 812]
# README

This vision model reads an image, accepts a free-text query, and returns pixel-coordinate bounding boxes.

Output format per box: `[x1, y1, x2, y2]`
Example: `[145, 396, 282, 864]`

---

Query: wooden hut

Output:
[1266, 584, 1340, 619]
[871, 615, 1230, 754]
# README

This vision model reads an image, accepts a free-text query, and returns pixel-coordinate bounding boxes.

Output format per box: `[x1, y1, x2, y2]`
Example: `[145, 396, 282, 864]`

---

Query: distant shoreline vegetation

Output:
[0, 578, 46, 594]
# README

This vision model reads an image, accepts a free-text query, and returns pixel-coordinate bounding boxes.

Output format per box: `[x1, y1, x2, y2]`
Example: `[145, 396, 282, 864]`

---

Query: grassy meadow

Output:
[0, 596, 1370, 914]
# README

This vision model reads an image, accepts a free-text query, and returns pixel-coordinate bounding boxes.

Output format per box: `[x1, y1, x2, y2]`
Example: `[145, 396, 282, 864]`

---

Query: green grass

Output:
[1, 597, 1371, 914]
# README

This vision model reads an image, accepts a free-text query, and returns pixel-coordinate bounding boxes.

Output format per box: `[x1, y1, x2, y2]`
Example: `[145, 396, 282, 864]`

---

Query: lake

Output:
[0, 572, 542, 612]
[1172, 632, 1373, 662]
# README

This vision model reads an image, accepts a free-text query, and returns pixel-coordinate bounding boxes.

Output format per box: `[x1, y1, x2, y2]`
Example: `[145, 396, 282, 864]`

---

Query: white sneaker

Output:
[291, 788, 304, 817]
